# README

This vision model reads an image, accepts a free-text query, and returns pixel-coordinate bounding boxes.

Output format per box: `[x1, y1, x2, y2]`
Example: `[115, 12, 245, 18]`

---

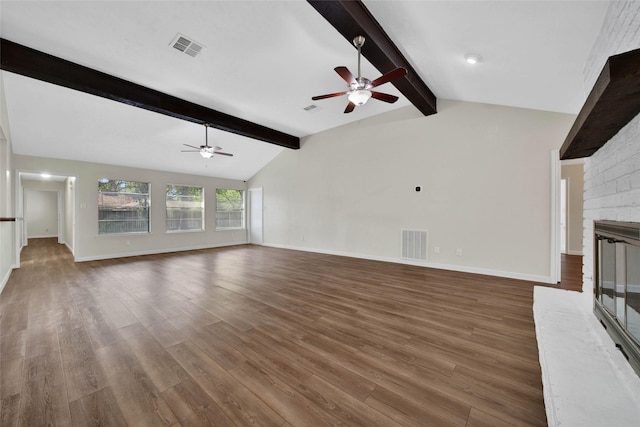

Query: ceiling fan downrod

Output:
[353, 35, 365, 81]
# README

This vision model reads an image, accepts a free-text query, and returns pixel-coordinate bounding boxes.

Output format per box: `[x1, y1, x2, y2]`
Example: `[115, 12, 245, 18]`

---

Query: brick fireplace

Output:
[559, 1, 640, 380]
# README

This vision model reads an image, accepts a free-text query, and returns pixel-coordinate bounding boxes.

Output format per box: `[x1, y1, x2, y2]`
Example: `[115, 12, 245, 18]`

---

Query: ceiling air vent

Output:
[303, 104, 318, 111]
[170, 34, 204, 57]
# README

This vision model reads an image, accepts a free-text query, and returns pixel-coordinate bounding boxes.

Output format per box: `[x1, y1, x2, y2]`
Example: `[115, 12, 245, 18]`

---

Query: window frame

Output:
[165, 184, 205, 233]
[97, 179, 151, 235]
[215, 188, 245, 230]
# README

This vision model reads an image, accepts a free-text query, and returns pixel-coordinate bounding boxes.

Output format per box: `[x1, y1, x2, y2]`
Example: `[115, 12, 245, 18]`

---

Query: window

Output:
[216, 189, 244, 229]
[98, 180, 150, 234]
[166, 185, 204, 232]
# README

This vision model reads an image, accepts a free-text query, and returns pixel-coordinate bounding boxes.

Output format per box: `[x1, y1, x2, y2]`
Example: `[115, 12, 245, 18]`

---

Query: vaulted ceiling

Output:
[1, 1, 609, 181]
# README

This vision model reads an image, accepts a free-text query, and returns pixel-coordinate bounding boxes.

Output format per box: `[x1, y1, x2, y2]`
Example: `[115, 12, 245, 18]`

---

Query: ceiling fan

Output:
[182, 124, 233, 158]
[311, 35, 407, 113]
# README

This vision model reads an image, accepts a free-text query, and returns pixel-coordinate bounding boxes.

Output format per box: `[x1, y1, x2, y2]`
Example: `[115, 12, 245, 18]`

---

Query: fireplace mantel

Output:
[560, 48, 640, 160]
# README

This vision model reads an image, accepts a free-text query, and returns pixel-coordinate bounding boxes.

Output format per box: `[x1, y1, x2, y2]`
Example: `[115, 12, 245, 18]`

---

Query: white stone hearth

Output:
[534, 286, 640, 427]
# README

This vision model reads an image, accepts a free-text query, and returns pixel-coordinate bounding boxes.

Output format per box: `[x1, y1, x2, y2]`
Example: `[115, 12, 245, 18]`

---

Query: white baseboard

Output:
[566, 250, 584, 256]
[0, 264, 15, 296]
[74, 241, 248, 262]
[8, 238, 557, 285]
[263, 243, 555, 284]
[64, 242, 74, 256]
[28, 234, 58, 239]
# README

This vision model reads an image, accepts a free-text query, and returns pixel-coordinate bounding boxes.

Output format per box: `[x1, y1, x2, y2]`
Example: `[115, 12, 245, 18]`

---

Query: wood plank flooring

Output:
[1, 238, 569, 426]
[559, 254, 583, 292]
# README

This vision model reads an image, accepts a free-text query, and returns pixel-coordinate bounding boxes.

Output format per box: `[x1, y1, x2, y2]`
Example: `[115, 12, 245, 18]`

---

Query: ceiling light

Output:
[464, 53, 482, 65]
[348, 89, 372, 106]
[200, 147, 214, 159]
[41, 173, 51, 179]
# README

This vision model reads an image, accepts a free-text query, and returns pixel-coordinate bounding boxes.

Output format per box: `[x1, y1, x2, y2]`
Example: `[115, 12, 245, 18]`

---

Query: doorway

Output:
[558, 160, 585, 290]
[248, 187, 263, 245]
[16, 171, 76, 267]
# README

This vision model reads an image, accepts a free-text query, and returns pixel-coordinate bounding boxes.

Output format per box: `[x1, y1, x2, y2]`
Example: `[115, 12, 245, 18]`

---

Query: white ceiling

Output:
[0, 1, 609, 181]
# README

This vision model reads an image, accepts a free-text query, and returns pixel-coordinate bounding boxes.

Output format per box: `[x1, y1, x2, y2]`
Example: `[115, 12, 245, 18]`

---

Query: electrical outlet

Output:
[456, 248, 463, 256]
[433, 246, 440, 254]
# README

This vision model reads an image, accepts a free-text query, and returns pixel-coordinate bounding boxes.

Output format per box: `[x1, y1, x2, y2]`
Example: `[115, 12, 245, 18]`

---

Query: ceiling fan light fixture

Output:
[348, 89, 372, 106]
[200, 147, 214, 158]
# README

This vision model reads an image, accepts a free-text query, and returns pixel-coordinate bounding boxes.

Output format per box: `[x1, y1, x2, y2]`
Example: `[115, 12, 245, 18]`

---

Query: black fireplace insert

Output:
[594, 220, 640, 378]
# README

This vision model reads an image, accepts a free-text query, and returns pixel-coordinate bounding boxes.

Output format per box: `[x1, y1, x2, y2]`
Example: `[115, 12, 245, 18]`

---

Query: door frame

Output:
[550, 149, 561, 283]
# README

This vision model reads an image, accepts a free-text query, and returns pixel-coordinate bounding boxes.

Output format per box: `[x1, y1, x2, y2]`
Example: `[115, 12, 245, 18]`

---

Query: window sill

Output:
[95, 232, 151, 238]
[165, 229, 205, 234]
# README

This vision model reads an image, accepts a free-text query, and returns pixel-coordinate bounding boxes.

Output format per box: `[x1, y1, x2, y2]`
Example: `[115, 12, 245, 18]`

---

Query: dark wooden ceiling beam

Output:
[560, 47, 640, 160]
[0, 38, 300, 150]
[307, 0, 437, 116]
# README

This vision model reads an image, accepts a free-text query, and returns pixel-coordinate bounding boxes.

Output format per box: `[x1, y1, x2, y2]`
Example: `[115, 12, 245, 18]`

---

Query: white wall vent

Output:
[170, 34, 204, 57]
[401, 229, 428, 261]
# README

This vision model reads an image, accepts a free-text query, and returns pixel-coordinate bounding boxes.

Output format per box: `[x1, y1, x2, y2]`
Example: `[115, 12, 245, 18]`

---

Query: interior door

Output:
[248, 187, 263, 245]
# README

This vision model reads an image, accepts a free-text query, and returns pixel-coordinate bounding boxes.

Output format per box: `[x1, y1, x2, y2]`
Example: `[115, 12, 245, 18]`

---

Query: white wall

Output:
[582, 1, 640, 293]
[25, 189, 58, 238]
[14, 154, 247, 261]
[561, 162, 584, 255]
[0, 71, 15, 294]
[249, 99, 575, 282]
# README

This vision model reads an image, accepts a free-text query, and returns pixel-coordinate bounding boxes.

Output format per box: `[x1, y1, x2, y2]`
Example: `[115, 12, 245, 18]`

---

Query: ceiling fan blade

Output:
[214, 151, 234, 157]
[312, 91, 348, 101]
[181, 150, 200, 153]
[335, 66, 357, 85]
[183, 144, 202, 150]
[344, 102, 356, 114]
[370, 67, 407, 88]
[371, 91, 399, 103]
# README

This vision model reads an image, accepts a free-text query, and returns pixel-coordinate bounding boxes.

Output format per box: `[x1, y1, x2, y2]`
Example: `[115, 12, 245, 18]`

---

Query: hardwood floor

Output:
[1, 238, 564, 426]
[559, 254, 583, 292]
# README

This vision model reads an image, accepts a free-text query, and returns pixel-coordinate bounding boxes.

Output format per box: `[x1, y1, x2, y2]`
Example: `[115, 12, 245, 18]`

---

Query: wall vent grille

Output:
[303, 104, 318, 111]
[170, 34, 204, 57]
[401, 229, 428, 261]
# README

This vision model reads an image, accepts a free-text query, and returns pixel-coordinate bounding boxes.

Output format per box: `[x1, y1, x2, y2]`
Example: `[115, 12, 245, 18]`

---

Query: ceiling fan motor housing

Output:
[351, 77, 372, 91]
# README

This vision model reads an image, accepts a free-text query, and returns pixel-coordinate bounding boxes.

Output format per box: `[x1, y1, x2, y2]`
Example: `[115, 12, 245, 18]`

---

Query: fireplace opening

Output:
[594, 220, 640, 378]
